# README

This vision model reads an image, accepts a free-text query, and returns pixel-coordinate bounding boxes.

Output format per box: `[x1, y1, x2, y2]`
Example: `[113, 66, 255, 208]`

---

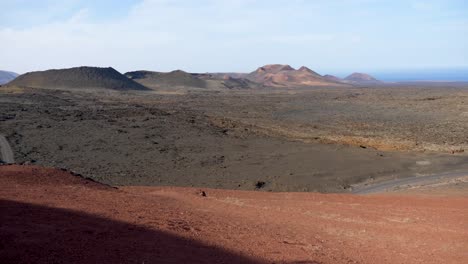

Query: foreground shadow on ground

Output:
[0, 199, 264, 264]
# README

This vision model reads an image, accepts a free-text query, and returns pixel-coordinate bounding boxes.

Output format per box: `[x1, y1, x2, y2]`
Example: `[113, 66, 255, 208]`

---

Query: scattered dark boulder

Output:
[255, 181, 266, 189]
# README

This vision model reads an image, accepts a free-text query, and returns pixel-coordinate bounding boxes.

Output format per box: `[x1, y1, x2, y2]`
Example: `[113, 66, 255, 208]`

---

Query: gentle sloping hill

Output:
[126, 70, 262, 90]
[0, 70, 19, 85]
[344, 72, 381, 84]
[125, 70, 207, 89]
[7, 66, 149, 90]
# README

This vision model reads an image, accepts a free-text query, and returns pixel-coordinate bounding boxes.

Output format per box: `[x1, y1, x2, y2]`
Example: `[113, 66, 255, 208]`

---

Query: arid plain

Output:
[1, 81, 468, 192]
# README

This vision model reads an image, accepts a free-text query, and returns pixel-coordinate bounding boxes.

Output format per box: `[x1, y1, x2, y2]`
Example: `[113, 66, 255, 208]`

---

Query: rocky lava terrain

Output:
[2, 86, 468, 192]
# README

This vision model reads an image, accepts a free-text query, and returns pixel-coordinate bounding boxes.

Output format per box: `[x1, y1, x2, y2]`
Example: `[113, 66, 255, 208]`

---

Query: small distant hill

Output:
[0, 70, 19, 85]
[246, 64, 346, 87]
[7, 67, 148, 90]
[344, 73, 381, 84]
[125, 70, 207, 89]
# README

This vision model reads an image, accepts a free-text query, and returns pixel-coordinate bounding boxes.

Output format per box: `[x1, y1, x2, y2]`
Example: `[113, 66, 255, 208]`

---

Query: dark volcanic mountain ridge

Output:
[7, 67, 148, 90]
[125, 70, 207, 89]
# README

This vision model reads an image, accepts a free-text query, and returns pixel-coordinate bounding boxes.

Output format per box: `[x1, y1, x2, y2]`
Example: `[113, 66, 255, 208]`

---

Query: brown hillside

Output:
[1, 164, 467, 264]
[323, 74, 343, 82]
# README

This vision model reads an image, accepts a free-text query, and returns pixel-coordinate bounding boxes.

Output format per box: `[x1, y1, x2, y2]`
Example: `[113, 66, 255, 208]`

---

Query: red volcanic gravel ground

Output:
[1, 165, 467, 263]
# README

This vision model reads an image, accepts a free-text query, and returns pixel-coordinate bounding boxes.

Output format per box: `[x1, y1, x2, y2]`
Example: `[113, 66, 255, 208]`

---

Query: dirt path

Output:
[352, 170, 468, 194]
[0, 134, 14, 163]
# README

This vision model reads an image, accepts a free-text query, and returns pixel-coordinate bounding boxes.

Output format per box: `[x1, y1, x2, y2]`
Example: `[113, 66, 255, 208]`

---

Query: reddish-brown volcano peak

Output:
[255, 64, 295, 74]
[247, 64, 349, 87]
[298, 66, 322, 77]
[298, 66, 311, 72]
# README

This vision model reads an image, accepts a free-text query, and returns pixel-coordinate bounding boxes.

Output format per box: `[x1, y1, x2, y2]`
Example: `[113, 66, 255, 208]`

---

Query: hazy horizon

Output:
[1, 0, 467, 79]
[3, 65, 468, 82]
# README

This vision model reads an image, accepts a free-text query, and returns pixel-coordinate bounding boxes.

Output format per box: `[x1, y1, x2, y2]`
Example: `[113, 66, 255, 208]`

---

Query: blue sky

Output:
[1, 0, 467, 78]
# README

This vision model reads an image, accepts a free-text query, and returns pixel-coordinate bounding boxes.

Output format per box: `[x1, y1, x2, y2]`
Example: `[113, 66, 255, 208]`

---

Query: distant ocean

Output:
[370, 68, 468, 82]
